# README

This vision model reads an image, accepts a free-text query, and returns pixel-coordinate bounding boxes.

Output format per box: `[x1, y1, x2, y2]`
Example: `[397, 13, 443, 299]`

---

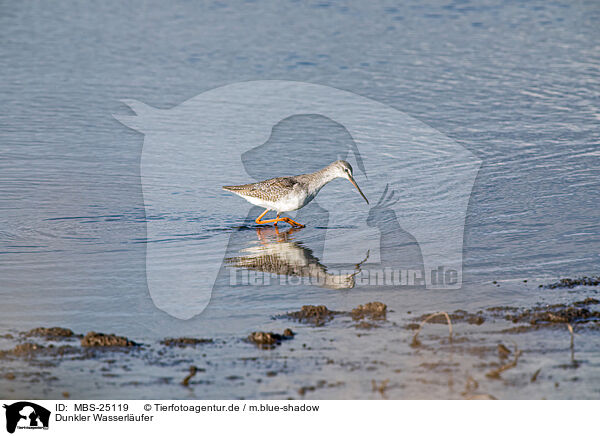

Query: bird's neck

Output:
[307, 165, 340, 193]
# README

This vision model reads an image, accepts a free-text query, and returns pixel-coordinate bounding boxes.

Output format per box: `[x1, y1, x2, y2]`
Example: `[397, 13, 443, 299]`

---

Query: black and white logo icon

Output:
[3, 402, 50, 434]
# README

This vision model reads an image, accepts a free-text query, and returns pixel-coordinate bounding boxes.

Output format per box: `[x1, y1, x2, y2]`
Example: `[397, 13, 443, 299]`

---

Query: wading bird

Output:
[223, 160, 369, 228]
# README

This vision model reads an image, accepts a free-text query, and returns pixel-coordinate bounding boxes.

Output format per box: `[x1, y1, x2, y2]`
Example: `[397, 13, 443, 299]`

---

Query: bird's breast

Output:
[276, 188, 310, 212]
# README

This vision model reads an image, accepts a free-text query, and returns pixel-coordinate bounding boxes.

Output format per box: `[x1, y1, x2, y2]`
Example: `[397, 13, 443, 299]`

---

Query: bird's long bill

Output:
[348, 175, 369, 204]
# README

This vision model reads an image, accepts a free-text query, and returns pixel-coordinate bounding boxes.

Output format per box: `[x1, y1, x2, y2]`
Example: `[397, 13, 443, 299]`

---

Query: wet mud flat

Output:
[1, 277, 599, 399]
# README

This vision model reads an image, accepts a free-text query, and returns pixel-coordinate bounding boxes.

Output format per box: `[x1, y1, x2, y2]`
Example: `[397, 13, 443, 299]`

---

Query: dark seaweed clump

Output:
[351, 302, 387, 321]
[505, 304, 600, 325]
[286, 305, 342, 326]
[0, 342, 45, 358]
[248, 329, 295, 349]
[160, 338, 213, 347]
[406, 298, 600, 334]
[285, 302, 388, 329]
[0, 342, 78, 361]
[542, 276, 600, 289]
[23, 327, 78, 339]
[81, 332, 139, 347]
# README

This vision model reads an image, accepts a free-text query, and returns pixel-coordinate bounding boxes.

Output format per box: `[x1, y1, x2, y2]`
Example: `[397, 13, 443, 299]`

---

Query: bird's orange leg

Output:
[255, 209, 304, 228]
[255, 209, 284, 226]
[281, 216, 305, 228]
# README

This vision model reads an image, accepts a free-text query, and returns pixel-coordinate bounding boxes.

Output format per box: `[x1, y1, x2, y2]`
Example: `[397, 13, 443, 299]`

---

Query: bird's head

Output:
[330, 160, 369, 204]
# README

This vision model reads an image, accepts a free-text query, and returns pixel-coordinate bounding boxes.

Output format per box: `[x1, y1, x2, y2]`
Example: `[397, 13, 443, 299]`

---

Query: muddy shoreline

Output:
[1, 276, 599, 399]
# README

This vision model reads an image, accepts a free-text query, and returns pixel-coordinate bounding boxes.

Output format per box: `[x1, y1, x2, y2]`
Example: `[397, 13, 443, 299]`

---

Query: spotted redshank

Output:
[222, 160, 369, 228]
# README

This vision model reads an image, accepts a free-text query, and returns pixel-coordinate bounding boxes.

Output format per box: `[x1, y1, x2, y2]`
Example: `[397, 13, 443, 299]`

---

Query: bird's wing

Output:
[223, 177, 298, 202]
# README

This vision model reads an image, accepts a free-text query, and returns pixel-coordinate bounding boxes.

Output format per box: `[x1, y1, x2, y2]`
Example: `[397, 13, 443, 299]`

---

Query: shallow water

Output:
[1, 0, 599, 399]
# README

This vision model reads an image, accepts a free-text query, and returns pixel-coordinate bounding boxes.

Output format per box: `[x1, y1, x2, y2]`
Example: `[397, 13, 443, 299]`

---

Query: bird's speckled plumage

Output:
[223, 176, 298, 203]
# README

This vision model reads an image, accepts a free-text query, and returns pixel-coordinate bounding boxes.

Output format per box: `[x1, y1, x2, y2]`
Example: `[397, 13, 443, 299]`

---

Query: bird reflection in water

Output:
[225, 227, 369, 290]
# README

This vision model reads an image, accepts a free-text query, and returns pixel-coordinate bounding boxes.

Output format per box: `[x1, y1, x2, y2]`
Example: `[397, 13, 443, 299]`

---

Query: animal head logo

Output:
[3, 402, 50, 433]
[115, 80, 481, 320]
